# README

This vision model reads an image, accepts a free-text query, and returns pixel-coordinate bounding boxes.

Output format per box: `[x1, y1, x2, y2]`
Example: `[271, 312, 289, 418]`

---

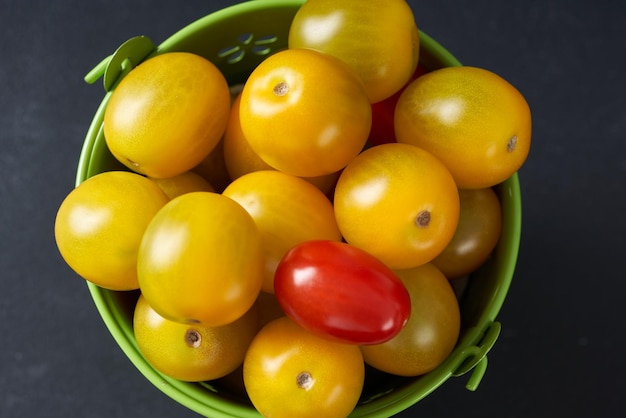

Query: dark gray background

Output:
[2, 0, 624, 417]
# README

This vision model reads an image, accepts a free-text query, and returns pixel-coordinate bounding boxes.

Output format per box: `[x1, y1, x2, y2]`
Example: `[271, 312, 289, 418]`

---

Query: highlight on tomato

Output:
[238, 48, 371, 178]
[394, 65, 531, 188]
[334, 143, 460, 269]
[54, 171, 169, 290]
[137, 191, 264, 327]
[243, 316, 365, 418]
[104, 52, 231, 179]
[274, 240, 411, 345]
[288, 0, 419, 103]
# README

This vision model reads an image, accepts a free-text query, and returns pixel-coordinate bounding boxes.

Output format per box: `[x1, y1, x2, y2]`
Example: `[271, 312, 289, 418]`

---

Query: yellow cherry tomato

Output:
[104, 52, 231, 178]
[224, 93, 340, 195]
[360, 263, 461, 376]
[54, 171, 168, 290]
[243, 316, 364, 418]
[223, 170, 342, 293]
[334, 143, 460, 269]
[133, 294, 259, 382]
[432, 187, 503, 279]
[288, 0, 419, 103]
[239, 48, 371, 178]
[137, 191, 263, 327]
[394, 66, 532, 188]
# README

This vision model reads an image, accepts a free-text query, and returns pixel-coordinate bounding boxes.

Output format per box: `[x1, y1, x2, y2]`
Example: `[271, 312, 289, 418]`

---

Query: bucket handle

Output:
[451, 320, 501, 391]
[84, 36, 156, 91]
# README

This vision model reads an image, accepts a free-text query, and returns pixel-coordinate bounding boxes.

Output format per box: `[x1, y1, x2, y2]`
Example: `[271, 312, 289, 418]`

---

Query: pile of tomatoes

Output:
[54, 1, 531, 417]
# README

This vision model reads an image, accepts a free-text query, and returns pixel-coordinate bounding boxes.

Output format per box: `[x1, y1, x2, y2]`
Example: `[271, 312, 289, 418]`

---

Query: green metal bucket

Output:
[75, 1, 521, 416]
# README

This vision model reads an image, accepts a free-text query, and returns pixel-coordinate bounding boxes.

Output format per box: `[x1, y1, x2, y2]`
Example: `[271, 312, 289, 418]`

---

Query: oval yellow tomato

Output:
[244, 317, 364, 418]
[395, 66, 531, 188]
[133, 294, 259, 382]
[334, 143, 460, 269]
[223, 170, 342, 293]
[104, 52, 231, 178]
[288, 0, 419, 103]
[137, 191, 263, 327]
[360, 263, 460, 376]
[54, 171, 168, 290]
[432, 187, 503, 279]
[224, 93, 340, 196]
[239, 48, 371, 178]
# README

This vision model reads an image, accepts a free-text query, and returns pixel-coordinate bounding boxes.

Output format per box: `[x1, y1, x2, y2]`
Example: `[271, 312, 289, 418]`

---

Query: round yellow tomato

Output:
[54, 171, 168, 290]
[137, 191, 263, 327]
[239, 48, 371, 178]
[133, 294, 259, 382]
[334, 143, 460, 269]
[432, 187, 503, 279]
[394, 66, 531, 188]
[222, 170, 342, 293]
[149, 171, 214, 200]
[104, 52, 231, 178]
[224, 93, 340, 196]
[243, 316, 364, 418]
[288, 0, 419, 103]
[360, 263, 460, 376]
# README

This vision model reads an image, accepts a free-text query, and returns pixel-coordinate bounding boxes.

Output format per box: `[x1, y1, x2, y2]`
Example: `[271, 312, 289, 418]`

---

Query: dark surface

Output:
[2, 1, 625, 417]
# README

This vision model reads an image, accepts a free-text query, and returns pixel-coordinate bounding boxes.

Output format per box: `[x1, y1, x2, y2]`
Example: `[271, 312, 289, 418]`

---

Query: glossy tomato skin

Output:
[432, 187, 503, 279]
[243, 316, 364, 418]
[360, 263, 460, 376]
[394, 66, 531, 188]
[288, 0, 419, 103]
[104, 52, 230, 179]
[274, 240, 411, 345]
[239, 48, 371, 178]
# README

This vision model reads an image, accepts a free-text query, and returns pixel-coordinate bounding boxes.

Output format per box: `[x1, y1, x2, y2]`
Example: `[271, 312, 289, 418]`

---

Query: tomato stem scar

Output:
[416, 210, 431, 228]
[507, 135, 518, 152]
[273, 81, 289, 96]
[185, 329, 201, 348]
[296, 371, 314, 390]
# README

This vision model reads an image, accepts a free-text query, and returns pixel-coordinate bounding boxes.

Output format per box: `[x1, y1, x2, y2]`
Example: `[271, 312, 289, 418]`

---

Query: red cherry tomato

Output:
[369, 64, 429, 145]
[274, 240, 411, 345]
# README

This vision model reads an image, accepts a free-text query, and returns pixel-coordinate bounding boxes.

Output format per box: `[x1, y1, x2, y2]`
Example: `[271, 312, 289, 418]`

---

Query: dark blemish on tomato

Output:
[296, 371, 314, 390]
[185, 329, 201, 348]
[273, 81, 289, 96]
[507, 135, 518, 153]
[416, 210, 431, 228]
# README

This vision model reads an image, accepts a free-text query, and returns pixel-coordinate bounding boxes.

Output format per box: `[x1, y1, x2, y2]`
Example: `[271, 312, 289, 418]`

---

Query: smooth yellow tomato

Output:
[104, 52, 231, 178]
[239, 48, 371, 178]
[394, 66, 532, 188]
[288, 0, 419, 103]
[334, 143, 460, 269]
[432, 187, 503, 279]
[224, 93, 340, 195]
[137, 191, 263, 327]
[149, 171, 214, 200]
[54, 171, 168, 290]
[223, 170, 342, 293]
[243, 316, 364, 418]
[133, 294, 259, 382]
[360, 263, 460, 376]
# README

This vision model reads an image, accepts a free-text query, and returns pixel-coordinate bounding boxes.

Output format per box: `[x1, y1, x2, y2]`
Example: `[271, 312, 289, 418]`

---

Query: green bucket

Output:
[76, 1, 522, 416]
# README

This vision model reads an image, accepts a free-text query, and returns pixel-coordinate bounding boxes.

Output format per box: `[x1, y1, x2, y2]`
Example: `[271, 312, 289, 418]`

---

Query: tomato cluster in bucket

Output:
[54, 1, 531, 417]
